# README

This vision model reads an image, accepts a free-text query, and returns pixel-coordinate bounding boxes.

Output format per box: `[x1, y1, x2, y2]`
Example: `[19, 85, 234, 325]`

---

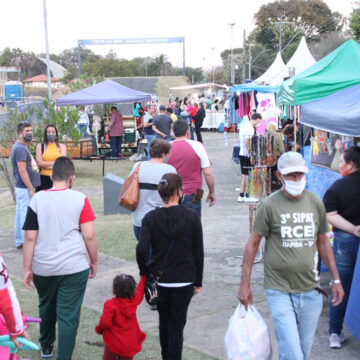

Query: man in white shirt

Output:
[238, 113, 262, 202]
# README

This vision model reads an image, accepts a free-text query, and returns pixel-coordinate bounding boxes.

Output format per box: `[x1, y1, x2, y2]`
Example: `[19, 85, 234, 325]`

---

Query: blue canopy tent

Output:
[228, 83, 278, 94]
[300, 83, 360, 137]
[56, 79, 152, 106]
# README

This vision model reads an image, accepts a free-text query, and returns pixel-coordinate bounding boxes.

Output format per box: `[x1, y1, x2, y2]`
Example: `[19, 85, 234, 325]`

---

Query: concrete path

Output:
[3, 132, 360, 359]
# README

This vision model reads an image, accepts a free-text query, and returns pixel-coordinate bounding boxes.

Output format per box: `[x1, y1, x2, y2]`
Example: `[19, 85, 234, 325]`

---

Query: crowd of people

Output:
[6, 118, 215, 359]
[4, 111, 360, 359]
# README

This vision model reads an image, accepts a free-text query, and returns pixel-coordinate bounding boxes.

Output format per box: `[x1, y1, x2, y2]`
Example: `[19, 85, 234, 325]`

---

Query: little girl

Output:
[95, 274, 146, 360]
[0, 253, 30, 350]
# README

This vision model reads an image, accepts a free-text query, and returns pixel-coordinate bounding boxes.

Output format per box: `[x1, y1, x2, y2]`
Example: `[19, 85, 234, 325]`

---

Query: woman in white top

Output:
[129, 139, 176, 241]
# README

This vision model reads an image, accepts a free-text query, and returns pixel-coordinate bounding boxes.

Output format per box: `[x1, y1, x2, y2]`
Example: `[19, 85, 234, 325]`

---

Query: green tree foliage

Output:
[0, 47, 46, 80]
[252, 0, 344, 51]
[0, 99, 80, 201]
[350, 8, 360, 40]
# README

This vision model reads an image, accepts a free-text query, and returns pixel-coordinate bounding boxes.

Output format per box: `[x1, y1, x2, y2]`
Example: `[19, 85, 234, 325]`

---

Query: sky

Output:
[0, 0, 355, 71]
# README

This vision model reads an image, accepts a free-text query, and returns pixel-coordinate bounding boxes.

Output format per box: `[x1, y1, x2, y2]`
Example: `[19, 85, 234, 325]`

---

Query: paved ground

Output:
[2, 131, 360, 359]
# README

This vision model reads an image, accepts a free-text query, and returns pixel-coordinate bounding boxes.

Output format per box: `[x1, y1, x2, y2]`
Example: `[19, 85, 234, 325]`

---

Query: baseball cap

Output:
[159, 105, 166, 111]
[278, 152, 308, 175]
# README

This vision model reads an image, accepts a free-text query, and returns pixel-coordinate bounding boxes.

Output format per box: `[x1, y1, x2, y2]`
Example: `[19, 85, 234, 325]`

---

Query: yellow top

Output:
[40, 143, 61, 176]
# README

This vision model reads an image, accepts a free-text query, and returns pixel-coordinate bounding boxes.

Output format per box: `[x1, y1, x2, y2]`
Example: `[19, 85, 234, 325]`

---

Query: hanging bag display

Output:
[118, 162, 142, 211]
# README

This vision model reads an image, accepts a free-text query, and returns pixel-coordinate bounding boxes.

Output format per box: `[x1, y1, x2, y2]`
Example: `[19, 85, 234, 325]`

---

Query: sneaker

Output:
[237, 196, 244, 202]
[244, 196, 259, 203]
[329, 333, 346, 349]
[41, 344, 54, 359]
[150, 304, 158, 311]
[15, 244, 23, 250]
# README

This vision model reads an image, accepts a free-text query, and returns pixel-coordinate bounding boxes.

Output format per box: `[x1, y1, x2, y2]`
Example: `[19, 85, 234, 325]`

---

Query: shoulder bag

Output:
[145, 238, 174, 306]
[118, 162, 141, 211]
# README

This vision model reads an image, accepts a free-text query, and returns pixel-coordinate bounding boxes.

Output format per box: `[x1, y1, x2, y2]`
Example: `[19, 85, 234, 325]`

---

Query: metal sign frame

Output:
[78, 37, 185, 76]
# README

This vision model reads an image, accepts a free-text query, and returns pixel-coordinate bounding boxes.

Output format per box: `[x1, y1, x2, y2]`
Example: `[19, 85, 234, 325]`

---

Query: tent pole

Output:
[299, 106, 304, 156]
[293, 105, 296, 152]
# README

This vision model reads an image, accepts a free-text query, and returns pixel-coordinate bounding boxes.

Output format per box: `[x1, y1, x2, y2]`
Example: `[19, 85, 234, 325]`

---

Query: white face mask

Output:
[282, 176, 306, 197]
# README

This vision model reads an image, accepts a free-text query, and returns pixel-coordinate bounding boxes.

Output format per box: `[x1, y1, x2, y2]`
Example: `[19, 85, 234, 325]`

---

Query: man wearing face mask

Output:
[22, 156, 98, 359]
[11, 122, 40, 249]
[237, 151, 344, 360]
[323, 145, 360, 349]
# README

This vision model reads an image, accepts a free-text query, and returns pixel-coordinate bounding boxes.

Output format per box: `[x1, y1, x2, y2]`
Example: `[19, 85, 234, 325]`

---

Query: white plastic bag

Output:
[224, 304, 272, 360]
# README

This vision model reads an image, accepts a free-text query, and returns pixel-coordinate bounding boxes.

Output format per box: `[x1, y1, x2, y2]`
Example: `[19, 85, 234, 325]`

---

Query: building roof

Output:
[23, 74, 59, 83]
[37, 57, 67, 79]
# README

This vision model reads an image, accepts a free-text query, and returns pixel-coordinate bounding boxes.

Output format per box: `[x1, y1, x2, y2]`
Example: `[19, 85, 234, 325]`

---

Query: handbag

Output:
[118, 162, 141, 211]
[145, 239, 174, 306]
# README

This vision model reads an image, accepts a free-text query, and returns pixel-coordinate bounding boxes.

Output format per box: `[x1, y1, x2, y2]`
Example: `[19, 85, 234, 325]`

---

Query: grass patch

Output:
[90, 197, 136, 261]
[70, 157, 134, 187]
[0, 155, 134, 189]
[11, 276, 218, 360]
[0, 194, 15, 228]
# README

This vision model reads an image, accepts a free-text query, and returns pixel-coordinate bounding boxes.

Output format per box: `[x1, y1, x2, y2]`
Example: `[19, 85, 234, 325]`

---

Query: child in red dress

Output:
[95, 274, 146, 360]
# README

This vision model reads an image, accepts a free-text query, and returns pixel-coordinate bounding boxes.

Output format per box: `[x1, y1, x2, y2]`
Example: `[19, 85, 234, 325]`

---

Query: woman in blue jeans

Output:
[323, 145, 360, 349]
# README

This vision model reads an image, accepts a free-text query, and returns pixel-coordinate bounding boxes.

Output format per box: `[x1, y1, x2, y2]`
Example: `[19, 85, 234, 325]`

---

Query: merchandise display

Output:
[310, 130, 354, 172]
[248, 167, 269, 200]
[246, 133, 278, 167]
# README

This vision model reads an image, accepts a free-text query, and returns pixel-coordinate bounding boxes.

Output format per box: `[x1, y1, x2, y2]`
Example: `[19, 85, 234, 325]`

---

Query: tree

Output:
[252, 0, 344, 51]
[309, 31, 347, 60]
[0, 47, 46, 80]
[0, 98, 81, 202]
[173, 67, 203, 83]
[350, 5, 360, 40]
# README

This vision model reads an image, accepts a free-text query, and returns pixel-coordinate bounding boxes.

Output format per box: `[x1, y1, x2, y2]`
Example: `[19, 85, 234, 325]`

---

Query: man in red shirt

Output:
[108, 105, 124, 158]
[167, 119, 215, 218]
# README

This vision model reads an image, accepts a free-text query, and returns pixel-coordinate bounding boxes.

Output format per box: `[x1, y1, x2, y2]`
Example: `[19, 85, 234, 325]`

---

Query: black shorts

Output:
[240, 155, 251, 175]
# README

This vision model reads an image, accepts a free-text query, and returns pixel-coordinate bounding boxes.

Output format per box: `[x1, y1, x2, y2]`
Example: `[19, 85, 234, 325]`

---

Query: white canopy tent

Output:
[255, 52, 285, 85]
[269, 36, 316, 86]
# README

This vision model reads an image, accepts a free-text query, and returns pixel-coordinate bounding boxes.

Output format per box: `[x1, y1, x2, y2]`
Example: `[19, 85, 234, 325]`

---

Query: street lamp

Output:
[228, 23, 236, 84]
[202, 57, 206, 82]
[43, 0, 52, 100]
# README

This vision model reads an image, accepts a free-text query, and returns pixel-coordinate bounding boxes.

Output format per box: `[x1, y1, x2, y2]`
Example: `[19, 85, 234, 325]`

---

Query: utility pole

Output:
[211, 47, 215, 85]
[248, 43, 256, 79]
[202, 57, 206, 82]
[271, 13, 291, 52]
[43, 0, 52, 100]
[242, 30, 246, 83]
[228, 23, 236, 84]
[144, 59, 148, 77]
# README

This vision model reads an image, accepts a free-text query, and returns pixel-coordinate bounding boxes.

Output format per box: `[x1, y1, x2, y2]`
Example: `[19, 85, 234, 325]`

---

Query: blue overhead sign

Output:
[78, 37, 184, 45]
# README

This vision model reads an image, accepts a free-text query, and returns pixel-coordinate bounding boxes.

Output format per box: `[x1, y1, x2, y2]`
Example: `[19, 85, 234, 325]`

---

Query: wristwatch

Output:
[333, 280, 341, 284]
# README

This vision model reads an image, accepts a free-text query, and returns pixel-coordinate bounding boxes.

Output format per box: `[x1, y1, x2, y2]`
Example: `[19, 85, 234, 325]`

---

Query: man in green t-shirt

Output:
[237, 151, 344, 360]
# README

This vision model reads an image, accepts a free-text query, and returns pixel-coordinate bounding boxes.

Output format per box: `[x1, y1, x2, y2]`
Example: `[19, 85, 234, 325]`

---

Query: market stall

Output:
[270, 36, 316, 86]
[228, 83, 278, 132]
[56, 79, 152, 175]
